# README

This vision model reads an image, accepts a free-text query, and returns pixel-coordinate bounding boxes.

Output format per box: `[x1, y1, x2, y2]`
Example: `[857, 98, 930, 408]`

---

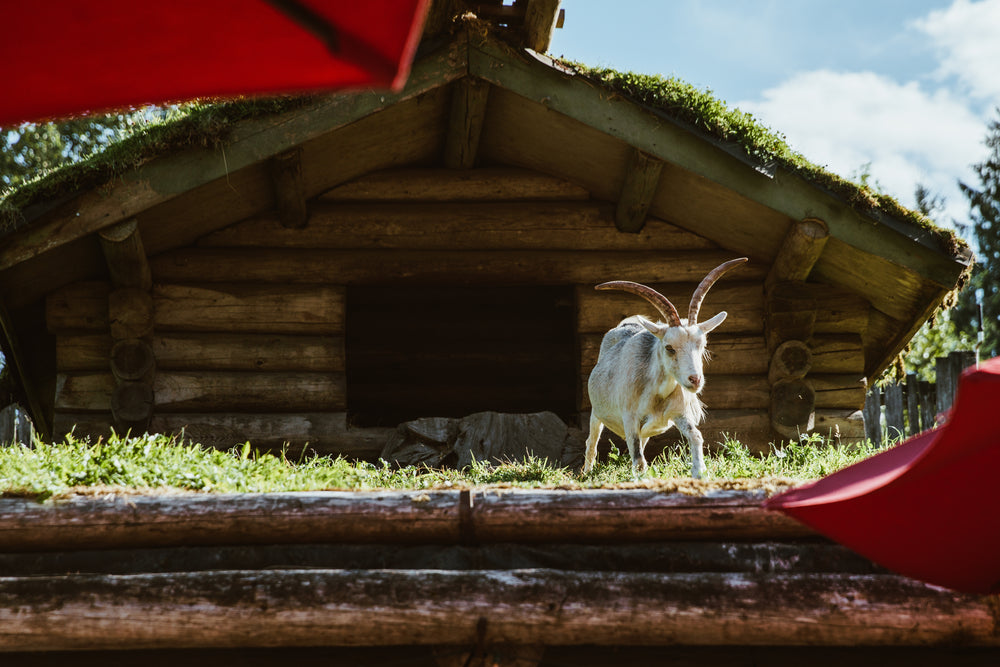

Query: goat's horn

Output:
[596, 281, 682, 328]
[687, 257, 749, 324]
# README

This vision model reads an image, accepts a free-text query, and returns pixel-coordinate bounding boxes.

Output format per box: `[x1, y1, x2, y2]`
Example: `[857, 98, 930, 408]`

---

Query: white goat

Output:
[583, 258, 748, 479]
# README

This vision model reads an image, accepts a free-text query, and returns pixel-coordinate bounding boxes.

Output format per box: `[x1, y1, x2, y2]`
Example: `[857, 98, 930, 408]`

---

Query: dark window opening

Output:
[346, 285, 576, 427]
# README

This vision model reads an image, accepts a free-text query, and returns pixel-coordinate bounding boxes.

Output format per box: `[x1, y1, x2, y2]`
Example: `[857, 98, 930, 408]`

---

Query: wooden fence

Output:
[0, 404, 32, 446]
[863, 350, 977, 444]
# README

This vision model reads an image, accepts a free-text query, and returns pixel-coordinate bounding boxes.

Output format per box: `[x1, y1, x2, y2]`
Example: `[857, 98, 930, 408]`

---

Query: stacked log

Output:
[0, 489, 995, 659]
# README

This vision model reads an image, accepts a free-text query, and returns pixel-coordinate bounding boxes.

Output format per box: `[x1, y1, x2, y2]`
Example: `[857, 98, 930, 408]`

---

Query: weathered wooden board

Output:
[810, 334, 866, 374]
[57, 333, 345, 373]
[198, 201, 717, 251]
[55, 372, 346, 413]
[811, 374, 867, 410]
[576, 282, 764, 335]
[47, 282, 346, 334]
[0, 489, 807, 552]
[318, 166, 591, 202]
[150, 249, 768, 285]
[51, 412, 387, 460]
[579, 334, 768, 375]
[0, 569, 992, 651]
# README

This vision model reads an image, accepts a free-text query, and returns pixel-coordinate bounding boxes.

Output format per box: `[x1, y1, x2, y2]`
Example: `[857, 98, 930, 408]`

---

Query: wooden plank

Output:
[155, 333, 344, 372]
[906, 372, 922, 435]
[809, 334, 865, 374]
[765, 218, 829, 288]
[198, 201, 717, 251]
[48, 283, 346, 335]
[863, 389, 882, 444]
[52, 412, 387, 461]
[98, 218, 152, 290]
[444, 77, 491, 169]
[0, 40, 466, 273]
[153, 284, 345, 334]
[108, 287, 154, 339]
[57, 333, 344, 373]
[268, 148, 308, 229]
[56, 372, 346, 413]
[2, 569, 991, 651]
[317, 167, 591, 202]
[579, 333, 768, 375]
[615, 148, 663, 233]
[576, 282, 764, 335]
[46, 281, 110, 332]
[151, 249, 767, 286]
[812, 374, 867, 410]
[884, 383, 905, 441]
[0, 489, 808, 553]
[814, 408, 866, 441]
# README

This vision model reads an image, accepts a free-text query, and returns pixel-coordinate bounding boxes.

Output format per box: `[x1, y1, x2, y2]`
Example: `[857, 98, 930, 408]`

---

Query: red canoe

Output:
[764, 355, 1000, 594]
[1, 0, 430, 125]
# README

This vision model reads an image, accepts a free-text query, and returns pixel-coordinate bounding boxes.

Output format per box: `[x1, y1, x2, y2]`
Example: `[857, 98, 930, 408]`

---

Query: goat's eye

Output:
[665, 345, 676, 356]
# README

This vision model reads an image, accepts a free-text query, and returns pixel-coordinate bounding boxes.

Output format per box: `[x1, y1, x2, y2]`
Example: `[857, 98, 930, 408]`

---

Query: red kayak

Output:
[764, 356, 1000, 594]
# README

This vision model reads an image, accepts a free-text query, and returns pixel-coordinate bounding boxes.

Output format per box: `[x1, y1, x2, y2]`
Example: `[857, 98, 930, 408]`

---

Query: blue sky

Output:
[549, 0, 1000, 228]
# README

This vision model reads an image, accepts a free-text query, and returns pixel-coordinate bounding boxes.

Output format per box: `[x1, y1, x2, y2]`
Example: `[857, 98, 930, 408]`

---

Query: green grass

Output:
[0, 431, 884, 500]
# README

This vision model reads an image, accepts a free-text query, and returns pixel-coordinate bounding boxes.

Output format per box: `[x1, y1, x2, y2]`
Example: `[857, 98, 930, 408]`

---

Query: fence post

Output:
[919, 380, 936, 429]
[905, 372, 920, 435]
[884, 383, 905, 442]
[863, 388, 882, 445]
[935, 356, 954, 417]
[0, 405, 13, 445]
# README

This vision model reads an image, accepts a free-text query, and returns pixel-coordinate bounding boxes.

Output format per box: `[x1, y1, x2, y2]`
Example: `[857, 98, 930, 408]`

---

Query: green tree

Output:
[953, 110, 1000, 360]
[1, 111, 154, 194]
[901, 184, 974, 380]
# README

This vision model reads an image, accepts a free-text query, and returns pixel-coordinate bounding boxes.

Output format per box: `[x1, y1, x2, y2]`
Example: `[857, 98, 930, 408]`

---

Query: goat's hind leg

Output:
[674, 416, 707, 479]
[582, 412, 604, 474]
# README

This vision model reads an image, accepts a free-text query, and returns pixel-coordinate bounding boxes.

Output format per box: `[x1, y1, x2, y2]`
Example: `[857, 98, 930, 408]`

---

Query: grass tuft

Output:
[0, 431, 886, 501]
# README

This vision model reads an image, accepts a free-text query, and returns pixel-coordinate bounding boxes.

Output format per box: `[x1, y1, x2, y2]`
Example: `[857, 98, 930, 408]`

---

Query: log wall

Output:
[47, 167, 872, 458]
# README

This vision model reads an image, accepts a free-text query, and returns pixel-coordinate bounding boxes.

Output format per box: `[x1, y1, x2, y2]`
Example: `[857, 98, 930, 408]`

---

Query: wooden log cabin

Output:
[0, 6, 971, 460]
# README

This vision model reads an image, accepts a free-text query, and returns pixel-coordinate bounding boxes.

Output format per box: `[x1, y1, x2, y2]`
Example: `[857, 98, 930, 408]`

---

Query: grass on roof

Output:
[0, 431, 884, 501]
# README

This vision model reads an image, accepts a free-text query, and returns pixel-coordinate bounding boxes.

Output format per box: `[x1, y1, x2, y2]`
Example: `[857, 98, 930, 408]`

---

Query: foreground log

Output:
[0, 569, 993, 651]
[0, 490, 812, 552]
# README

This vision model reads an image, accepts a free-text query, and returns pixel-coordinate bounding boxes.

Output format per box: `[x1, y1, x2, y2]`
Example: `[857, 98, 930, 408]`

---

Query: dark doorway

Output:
[346, 285, 576, 427]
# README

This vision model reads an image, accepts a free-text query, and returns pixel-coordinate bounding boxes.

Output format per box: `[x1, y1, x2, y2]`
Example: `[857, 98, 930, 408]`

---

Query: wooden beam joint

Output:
[98, 218, 152, 291]
[615, 148, 663, 233]
[269, 148, 309, 229]
[765, 217, 829, 289]
[444, 77, 491, 169]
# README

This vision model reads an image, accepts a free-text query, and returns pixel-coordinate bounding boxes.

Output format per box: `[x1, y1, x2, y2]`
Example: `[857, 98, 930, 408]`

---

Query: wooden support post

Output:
[615, 148, 664, 233]
[98, 219, 152, 291]
[768, 340, 812, 384]
[765, 217, 829, 289]
[444, 77, 491, 169]
[863, 389, 882, 445]
[268, 148, 309, 229]
[905, 372, 921, 435]
[523, 0, 562, 52]
[884, 383, 904, 442]
[770, 378, 816, 439]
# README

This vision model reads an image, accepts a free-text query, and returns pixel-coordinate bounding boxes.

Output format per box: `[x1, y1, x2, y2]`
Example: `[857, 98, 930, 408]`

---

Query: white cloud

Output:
[912, 0, 1000, 103]
[737, 69, 984, 225]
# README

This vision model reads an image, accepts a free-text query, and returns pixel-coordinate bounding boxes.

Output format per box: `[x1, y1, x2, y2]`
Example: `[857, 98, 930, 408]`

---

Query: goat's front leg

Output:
[674, 416, 707, 479]
[582, 412, 604, 474]
[623, 419, 648, 479]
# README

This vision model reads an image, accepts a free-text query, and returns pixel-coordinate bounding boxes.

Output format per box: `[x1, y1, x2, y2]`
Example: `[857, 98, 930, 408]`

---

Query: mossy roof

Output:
[0, 32, 969, 262]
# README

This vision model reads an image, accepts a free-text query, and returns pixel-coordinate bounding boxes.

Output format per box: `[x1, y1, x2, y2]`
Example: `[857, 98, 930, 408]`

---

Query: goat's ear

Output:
[698, 311, 727, 333]
[637, 315, 668, 338]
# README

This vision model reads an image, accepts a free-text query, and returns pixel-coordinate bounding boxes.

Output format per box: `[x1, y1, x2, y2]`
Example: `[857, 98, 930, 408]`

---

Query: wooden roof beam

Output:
[444, 77, 491, 169]
[765, 217, 829, 290]
[97, 219, 152, 290]
[268, 148, 309, 229]
[615, 148, 663, 233]
[524, 0, 562, 52]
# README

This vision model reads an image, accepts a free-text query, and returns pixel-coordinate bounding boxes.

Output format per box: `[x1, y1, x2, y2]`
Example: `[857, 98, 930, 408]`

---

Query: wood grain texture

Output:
[198, 201, 716, 251]
[151, 249, 766, 286]
[317, 167, 591, 202]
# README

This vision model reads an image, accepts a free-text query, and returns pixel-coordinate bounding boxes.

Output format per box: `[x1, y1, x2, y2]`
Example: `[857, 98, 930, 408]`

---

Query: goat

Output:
[583, 258, 748, 479]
